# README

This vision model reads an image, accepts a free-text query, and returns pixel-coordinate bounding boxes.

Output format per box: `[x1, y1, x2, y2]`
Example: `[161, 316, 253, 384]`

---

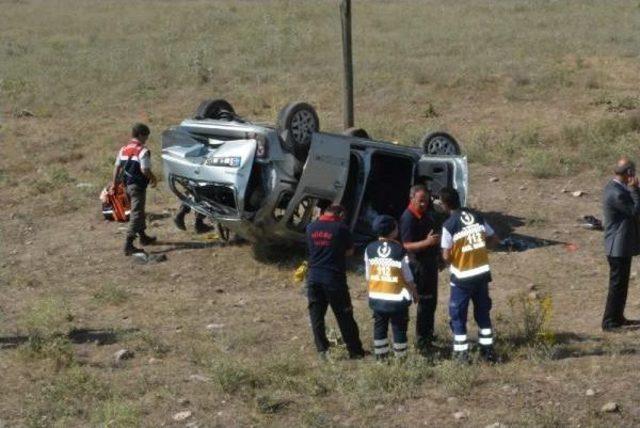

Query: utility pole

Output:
[340, 0, 354, 128]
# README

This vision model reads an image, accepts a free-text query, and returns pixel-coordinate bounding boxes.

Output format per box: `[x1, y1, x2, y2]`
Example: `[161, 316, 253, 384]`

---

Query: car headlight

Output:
[204, 156, 241, 167]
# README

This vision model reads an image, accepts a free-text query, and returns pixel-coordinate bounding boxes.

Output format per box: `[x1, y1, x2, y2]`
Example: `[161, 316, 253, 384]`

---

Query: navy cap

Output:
[373, 215, 397, 237]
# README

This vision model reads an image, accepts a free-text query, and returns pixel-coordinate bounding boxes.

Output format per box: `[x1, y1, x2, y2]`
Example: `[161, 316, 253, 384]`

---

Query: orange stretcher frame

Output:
[108, 182, 130, 222]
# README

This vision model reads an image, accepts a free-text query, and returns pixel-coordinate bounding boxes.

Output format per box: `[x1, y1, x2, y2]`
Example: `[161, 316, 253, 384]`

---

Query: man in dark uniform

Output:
[111, 123, 158, 255]
[602, 157, 640, 331]
[306, 204, 365, 359]
[399, 184, 441, 351]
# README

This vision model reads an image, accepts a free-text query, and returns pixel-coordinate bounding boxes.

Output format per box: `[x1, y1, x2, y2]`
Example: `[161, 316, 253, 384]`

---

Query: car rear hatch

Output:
[417, 155, 469, 206]
[161, 128, 257, 218]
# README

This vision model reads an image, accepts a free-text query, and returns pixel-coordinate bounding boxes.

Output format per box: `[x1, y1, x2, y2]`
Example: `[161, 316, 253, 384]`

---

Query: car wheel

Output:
[194, 99, 235, 120]
[343, 127, 370, 139]
[420, 132, 461, 155]
[277, 102, 319, 161]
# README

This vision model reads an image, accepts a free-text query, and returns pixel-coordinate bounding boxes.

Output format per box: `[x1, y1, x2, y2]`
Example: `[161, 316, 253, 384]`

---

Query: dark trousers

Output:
[307, 280, 364, 356]
[177, 203, 205, 221]
[126, 184, 147, 238]
[412, 260, 439, 347]
[449, 282, 492, 335]
[373, 308, 409, 357]
[602, 256, 632, 329]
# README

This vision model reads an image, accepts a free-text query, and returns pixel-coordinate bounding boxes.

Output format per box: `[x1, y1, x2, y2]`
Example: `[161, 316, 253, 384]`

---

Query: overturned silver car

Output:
[161, 99, 468, 244]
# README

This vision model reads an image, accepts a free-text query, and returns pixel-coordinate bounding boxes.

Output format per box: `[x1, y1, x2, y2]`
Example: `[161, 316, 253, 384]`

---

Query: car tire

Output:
[343, 127, 370, 139]
[420, 132, 461, 155]
[277, 102, 320, 161]
[194, 99, 235, 120]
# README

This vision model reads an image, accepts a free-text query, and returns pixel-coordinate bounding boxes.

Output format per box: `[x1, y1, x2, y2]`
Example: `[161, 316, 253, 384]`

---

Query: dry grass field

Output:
[2, 0, 640, 426]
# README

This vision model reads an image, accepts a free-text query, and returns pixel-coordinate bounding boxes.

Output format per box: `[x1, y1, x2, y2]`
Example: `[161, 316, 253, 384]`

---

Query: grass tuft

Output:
[26, 366, 112, 424]
[93, 282, 130, 306]
[210, 358, 264, 394]
[90, 399, 141, 427]
[433, 360, 478, 396]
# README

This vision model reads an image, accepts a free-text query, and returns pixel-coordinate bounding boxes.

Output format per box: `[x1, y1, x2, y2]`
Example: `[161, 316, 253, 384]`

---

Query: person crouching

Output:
[365, 215, 418, 360]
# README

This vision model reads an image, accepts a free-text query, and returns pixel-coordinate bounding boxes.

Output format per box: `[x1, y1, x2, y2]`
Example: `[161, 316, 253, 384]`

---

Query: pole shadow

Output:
[0, 327, 139, 350]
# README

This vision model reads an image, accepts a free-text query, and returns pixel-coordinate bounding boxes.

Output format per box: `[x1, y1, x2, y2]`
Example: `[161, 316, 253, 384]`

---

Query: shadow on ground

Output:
[550, 329, 640, 360]
[0, 327, 139, 350]
[147, 212, 172, 221]
[482, 211, 527, 236]
[149, 240, 237, 255]
[481, 211, 566, 252]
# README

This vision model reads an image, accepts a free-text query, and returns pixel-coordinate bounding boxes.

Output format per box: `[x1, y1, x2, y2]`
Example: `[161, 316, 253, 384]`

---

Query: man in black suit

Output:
[602, 157, 640, 331]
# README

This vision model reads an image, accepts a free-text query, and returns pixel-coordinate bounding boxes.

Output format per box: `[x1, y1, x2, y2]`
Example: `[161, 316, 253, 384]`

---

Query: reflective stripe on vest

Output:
[366, 240, 410, 303]
[449, 211, 490, 281]
[119, 140, 149, 185]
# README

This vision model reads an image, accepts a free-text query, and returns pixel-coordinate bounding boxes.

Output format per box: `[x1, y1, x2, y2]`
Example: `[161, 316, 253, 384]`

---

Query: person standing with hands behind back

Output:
[399, 184, 441, 352]
[602, 157, 640, 331]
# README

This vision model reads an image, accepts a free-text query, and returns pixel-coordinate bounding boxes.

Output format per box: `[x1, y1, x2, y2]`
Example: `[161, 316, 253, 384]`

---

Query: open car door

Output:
[282, 133, 350, 231]
[417, 155, 469, 207]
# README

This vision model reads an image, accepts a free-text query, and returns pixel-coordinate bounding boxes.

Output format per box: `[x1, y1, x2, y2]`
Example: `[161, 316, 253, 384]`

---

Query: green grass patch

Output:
[468, 115, 640, 177]
[90, 398, 142, 427]
[25, 366, 112, 425]
[433, 360, 479, 396]
[93, 282, 130, 306]
[18, 296, 74, 337]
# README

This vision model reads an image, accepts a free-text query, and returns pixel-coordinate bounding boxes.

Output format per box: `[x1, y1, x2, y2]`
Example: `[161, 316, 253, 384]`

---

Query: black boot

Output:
[174, 206, 188, 231]
[453, 350, 470, 364]
[194, 214, 213, 234]
[124, 236, 144, 256]
[480, 346, 498, 363]
[139, 232, 157, 245]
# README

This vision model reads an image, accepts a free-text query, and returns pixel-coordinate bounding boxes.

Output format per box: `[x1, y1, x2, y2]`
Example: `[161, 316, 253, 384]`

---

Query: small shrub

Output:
[506, 292, 555, 351]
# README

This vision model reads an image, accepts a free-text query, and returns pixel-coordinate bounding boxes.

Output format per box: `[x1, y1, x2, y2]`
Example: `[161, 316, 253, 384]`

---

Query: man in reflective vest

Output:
[365, 215, 418, 359]
[111, 123, 158, 255]
[439, 187, 500, 363]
